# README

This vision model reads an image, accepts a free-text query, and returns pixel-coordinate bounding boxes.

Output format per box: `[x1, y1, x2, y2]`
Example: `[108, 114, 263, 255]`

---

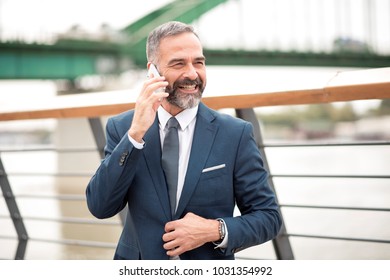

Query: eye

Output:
[171, 62, 184, 69]
[195, 60, 205, 66]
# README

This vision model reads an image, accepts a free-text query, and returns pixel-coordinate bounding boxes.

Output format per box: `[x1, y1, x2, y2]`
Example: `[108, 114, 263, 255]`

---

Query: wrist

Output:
[128, 127, 145, 143]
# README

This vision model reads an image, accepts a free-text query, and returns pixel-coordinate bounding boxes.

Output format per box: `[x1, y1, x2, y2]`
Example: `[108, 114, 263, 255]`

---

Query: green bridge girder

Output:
[1, 0, 389, 80]
[0, 40, 122, 80]
[2, 39, 389, 80]
[203, 49, 390, 68]
[120, 0, 229, 65]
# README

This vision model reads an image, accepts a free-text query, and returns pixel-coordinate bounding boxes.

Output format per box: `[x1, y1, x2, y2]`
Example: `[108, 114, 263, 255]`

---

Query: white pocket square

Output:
[202, 164, 226, 173]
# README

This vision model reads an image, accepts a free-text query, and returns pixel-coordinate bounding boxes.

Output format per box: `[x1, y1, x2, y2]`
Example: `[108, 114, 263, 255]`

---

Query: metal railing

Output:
[0, 67, 389, 260]
[264, 141, 390, 246]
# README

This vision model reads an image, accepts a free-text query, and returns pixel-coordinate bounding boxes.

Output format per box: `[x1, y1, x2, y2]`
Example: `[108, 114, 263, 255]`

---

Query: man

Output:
[86, 21, 282, 260]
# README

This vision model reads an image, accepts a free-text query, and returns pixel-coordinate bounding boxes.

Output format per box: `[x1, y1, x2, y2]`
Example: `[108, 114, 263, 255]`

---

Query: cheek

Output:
[162, 69, 179, 82]
[198, 71, 206, 84]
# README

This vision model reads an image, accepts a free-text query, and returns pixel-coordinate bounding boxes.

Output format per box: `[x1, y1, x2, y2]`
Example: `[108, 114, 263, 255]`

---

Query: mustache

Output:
[174, 78, 202, 87]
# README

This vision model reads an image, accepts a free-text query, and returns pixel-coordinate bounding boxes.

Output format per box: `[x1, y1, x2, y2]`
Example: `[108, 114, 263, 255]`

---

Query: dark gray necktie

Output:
[161, 117, 179, 216]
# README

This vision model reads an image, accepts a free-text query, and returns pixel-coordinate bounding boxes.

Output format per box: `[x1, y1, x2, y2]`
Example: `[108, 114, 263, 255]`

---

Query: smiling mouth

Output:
[170, 78, 203, 95]
[179, 84, 197, 91]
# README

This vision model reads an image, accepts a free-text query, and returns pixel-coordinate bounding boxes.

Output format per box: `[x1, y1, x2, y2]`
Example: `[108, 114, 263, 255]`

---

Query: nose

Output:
[183, 64, 198, 80]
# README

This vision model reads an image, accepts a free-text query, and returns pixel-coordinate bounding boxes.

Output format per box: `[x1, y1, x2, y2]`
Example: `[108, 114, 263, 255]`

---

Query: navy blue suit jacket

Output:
[86, 103, 281, 260]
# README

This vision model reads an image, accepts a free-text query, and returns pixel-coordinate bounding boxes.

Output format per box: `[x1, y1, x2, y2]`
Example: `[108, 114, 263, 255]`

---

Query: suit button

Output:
[119, 151, 128, 166]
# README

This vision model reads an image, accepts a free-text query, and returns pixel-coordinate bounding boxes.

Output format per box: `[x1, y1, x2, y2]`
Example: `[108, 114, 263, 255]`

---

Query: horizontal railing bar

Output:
[288, 234, 390, 244]
[0, 235, 17, 240]
[0, 236, 117, 249]
[0, 214, 118, 225]
[0, 147, 99, 153]
[262, 141, 390, 148]
[5, 173, 389, 179]
[7, 233, 387, 249]
[280, 204, 390, 212]
[1, 141, 388, 152]
[11, 194, 85, 201]
[4, 172, 93, 177]
[272, 174, 390, 179]
[30, 237, 117, 249]
[0, 214, 120, 225]
[24, 216, 120, 225]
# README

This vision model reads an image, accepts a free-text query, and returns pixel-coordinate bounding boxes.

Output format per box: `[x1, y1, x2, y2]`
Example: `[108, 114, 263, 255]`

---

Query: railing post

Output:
[88, 118, 106, 159]
[235, 108, 294, 260]
[0, 155, 28, 259]
[87, 117, 127, 225]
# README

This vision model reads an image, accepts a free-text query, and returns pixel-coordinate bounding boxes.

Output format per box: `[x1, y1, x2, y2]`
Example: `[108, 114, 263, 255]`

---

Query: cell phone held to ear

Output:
[148, 64, 161, 78]
[148, 64, 166, 93]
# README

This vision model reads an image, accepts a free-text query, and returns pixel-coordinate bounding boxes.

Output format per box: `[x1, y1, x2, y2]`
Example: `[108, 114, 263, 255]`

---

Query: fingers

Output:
[162, 232, 177, 249]
[162, 230, 185, 257]
[162, 215, 196, 257]
[166, 246, 182, 257]
[162, 221, 181, 256]
[143, 76, 168, 97]
[135, 76, 168, 115]
[161, 213, 219, 257]
[164, 219, 176, 233]
[129, 76, 168, 140]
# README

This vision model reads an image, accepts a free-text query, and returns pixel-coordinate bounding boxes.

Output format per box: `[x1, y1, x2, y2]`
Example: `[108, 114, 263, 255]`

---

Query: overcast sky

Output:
[1, 0, 389, 53]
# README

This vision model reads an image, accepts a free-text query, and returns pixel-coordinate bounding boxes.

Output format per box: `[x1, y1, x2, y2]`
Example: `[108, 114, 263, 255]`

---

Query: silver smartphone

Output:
[148, 63, 161, 78]
[148, 64, 165, 93]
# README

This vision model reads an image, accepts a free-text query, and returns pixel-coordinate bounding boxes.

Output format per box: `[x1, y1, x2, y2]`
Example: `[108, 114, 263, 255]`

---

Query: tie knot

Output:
[167, 117, 179, 129]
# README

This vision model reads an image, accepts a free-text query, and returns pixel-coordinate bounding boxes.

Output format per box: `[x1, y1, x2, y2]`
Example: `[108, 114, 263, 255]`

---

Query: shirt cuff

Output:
[127, 133, 145, 149]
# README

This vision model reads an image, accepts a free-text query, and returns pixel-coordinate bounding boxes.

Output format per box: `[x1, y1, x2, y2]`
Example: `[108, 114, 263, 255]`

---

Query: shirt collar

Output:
[158, 105, 198, 131]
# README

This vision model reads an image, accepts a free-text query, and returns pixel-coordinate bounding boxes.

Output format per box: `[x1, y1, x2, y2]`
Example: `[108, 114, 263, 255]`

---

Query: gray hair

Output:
[146, 21, 199, 64]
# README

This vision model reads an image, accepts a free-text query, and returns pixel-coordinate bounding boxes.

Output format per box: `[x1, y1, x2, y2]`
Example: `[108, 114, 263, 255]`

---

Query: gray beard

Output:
[166, 90, 202, 109]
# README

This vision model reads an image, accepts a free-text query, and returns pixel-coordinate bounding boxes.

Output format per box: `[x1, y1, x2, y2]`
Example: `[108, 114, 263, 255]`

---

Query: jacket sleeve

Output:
[223, 122, 282, 255]
[86, 117, 142, 219]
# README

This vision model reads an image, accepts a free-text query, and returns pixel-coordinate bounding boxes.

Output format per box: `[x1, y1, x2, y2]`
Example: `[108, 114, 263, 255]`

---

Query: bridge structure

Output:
[0, 0, 389, 81]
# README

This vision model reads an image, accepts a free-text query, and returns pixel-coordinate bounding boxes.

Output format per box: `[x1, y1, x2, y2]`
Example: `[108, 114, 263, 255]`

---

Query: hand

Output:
[162, 212, 220, 257]
[128, 76, 169, 142]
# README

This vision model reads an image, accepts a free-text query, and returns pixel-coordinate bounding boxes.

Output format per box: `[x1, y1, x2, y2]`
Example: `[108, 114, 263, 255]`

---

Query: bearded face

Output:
[165, 77, 205, 110]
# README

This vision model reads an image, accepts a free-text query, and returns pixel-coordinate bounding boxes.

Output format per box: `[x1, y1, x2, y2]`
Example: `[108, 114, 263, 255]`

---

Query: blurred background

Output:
[0, 0, 389, 260]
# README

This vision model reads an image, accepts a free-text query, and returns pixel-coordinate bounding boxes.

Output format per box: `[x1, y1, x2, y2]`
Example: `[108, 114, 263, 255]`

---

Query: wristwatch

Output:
[217, 218, 226, 241]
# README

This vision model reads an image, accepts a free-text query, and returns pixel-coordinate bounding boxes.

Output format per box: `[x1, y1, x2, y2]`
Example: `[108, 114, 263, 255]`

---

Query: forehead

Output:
[158, 32, 204, 62]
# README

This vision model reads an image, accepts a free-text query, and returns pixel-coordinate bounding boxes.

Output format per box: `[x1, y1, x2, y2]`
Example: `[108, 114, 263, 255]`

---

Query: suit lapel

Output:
[143, 117, 171, 221]
[175, 104, 218, 219]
